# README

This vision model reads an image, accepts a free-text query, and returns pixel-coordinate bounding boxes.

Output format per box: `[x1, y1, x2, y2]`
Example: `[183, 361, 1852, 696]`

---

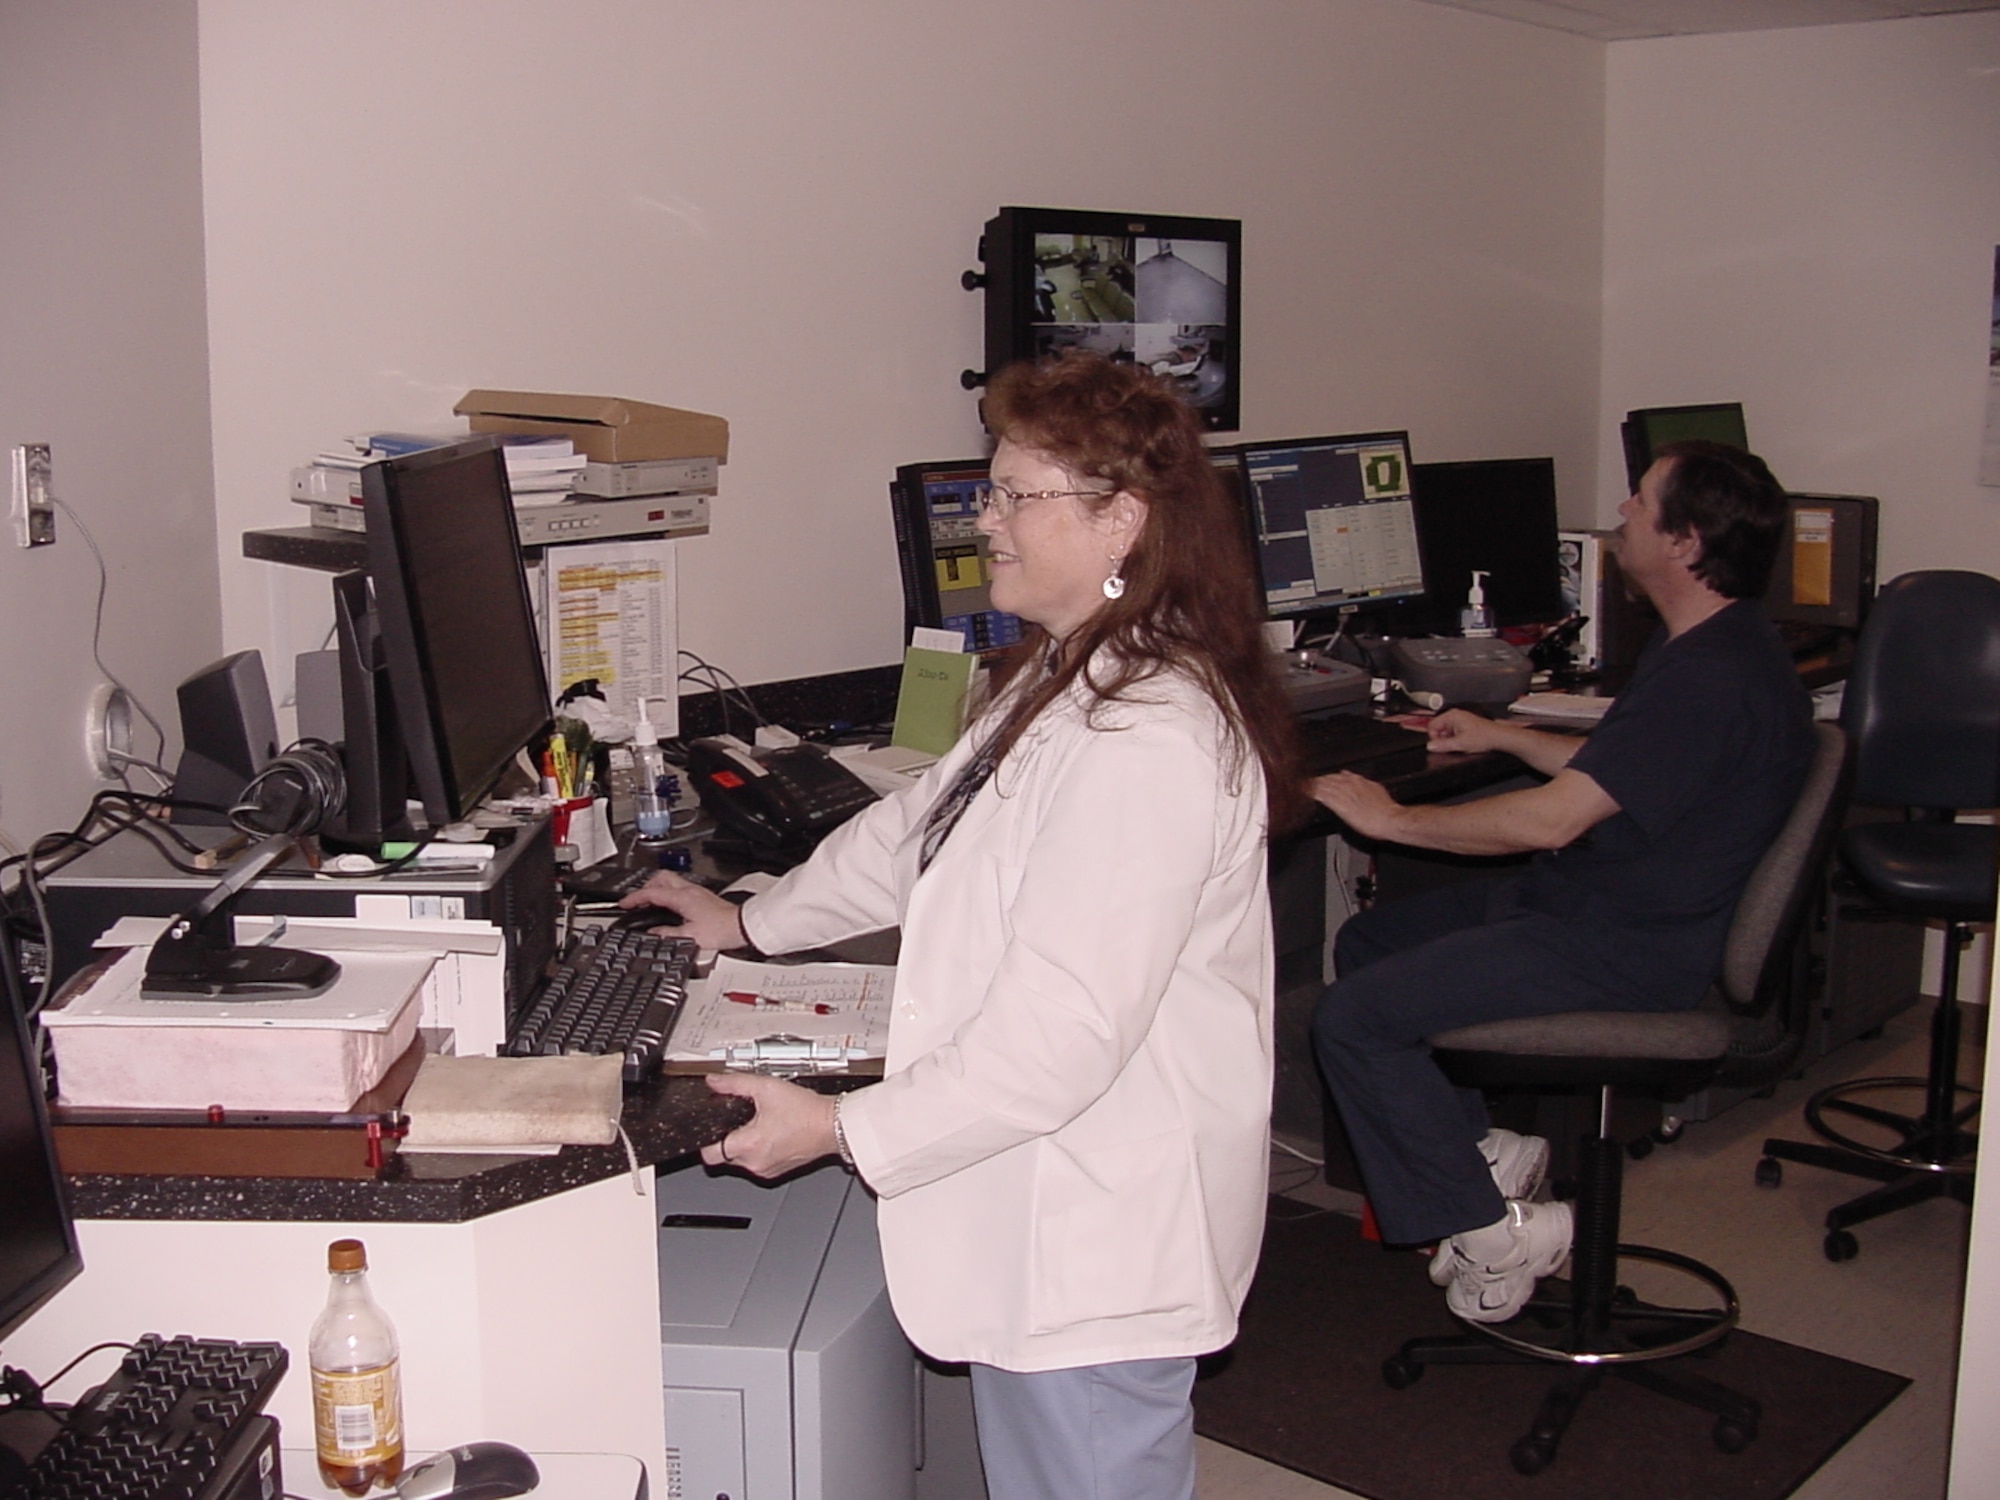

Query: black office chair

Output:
[1382, 722, 1851, 1476]
[1758, 570, 2000, 1260]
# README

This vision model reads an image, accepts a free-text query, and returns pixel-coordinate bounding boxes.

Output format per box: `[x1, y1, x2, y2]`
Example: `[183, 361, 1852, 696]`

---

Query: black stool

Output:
[1759, 570, 2000, 1259]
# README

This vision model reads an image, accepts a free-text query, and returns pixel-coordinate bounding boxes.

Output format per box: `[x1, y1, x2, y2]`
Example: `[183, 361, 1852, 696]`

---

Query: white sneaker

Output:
[1437, 1200, 1574, 1323]
[1480, 1128, 1550, 1203]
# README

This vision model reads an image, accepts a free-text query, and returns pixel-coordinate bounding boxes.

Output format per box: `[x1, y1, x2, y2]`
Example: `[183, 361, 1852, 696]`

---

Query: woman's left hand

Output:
[701, 1072, 841, 1178]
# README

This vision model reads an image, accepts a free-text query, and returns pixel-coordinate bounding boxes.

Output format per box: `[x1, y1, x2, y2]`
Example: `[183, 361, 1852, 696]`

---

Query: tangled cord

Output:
[229, 739, 347, 838]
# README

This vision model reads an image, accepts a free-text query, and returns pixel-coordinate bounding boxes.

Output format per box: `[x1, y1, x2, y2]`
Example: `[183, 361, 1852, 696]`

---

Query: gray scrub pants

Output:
[968, 1357, 1196, 1500]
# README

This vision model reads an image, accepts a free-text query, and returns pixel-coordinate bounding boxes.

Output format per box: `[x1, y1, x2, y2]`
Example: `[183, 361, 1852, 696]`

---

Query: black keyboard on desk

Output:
[1297, 713, 1433, 776]
[507, 925, 696, 1083]
[19, 1333, 286, 1500]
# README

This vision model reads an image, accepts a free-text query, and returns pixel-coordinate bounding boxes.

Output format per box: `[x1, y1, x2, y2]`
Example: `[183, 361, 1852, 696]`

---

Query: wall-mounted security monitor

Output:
[966, 207, 1242, 432]
[1620, 402, 1748, 491]
[1225, 432, 1425, 622]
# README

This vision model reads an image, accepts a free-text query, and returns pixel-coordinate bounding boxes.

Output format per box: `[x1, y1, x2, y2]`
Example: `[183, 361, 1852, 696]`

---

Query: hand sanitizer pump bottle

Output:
[1460, 571, 1497, 638]
[632, 699, 673, 844]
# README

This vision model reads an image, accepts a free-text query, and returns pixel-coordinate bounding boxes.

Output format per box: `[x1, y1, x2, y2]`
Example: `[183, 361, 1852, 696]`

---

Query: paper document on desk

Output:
[671, 955, 894, 1065]
[1508, 691, 1614, 722]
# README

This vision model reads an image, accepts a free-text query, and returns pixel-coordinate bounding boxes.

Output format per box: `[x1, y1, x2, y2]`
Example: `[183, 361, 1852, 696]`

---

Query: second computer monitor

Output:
[1230, 432, 1425, 623]
[1621, 402, 1748, 492]
[1410, 456, 1567, 632]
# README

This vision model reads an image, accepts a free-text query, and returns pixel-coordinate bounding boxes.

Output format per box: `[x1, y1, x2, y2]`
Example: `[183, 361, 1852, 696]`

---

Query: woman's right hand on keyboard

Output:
[621, 870, 750, 951]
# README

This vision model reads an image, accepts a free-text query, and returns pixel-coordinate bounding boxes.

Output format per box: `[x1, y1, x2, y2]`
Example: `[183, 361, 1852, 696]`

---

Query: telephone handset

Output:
[685, 735, 879, 848]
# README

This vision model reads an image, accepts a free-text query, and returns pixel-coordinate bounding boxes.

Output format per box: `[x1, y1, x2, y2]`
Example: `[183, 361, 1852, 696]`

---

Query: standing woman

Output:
[625, 351, 1297, 1499]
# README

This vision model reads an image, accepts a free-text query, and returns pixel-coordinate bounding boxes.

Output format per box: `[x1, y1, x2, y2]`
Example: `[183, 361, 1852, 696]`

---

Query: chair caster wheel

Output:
[1511, 1436, 1554, 1475]
[1627, 1135, 1654, 1161]
[1714, 1417, 1757, 1453]
[1755, 1157, 1782, 1189]
[1382, 1355, 1422, 1390]
[1655, 1118, 1685, 1144]
[1824, 1228, 1860, 1262]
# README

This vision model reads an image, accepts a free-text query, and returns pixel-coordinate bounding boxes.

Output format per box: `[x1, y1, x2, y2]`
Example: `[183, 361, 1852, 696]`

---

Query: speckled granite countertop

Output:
[64, 1074, 757, 1225]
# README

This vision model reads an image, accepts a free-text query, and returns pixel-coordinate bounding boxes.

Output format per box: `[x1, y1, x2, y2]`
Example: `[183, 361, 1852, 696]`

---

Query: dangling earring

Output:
[1102, 555, 1127, 601]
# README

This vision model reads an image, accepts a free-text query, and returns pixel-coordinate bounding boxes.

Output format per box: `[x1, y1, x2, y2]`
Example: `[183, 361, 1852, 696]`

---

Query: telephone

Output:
[685, 735, 879, 848]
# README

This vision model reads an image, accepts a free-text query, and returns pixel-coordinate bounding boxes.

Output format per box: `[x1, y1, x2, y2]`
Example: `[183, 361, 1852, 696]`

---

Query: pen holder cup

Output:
[552, 796, 616, 868]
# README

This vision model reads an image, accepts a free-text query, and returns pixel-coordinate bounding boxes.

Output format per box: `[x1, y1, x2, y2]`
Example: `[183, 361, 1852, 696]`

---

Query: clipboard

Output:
[664, 956, 893, 1077]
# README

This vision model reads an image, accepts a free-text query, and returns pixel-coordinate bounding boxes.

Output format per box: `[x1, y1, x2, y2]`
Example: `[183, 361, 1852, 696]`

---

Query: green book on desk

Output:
[890, 646, 976, 757]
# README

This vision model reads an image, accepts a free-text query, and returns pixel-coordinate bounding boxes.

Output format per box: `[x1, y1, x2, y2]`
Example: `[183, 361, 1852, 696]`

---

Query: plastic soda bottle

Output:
[309, 1238, 405, 1494]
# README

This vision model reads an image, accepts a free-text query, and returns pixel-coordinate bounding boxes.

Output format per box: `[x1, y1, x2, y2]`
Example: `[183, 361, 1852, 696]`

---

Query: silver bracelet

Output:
[831, 1095, 856, 1170]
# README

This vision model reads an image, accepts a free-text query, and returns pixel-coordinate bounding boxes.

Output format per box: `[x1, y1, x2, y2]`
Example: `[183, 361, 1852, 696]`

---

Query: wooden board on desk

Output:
[50, 1036, 424, 1179]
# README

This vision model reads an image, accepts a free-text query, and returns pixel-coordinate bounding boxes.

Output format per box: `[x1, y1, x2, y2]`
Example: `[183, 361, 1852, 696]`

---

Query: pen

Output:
[723, 991, 836, 1015]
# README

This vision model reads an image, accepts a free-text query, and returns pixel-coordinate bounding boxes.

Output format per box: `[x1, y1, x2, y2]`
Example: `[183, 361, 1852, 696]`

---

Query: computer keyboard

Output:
[1296, 713, 1432, 776]
[506, 924, 696, 1083]
[20, 1333, 287, 1500]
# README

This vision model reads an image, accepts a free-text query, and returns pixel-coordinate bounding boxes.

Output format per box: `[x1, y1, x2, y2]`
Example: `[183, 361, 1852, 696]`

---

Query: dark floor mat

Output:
[1193, 1200, 1909, 1499]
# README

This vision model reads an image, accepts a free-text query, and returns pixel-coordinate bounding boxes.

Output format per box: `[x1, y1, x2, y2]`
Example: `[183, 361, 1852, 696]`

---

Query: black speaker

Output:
[170, 650, 279, 825]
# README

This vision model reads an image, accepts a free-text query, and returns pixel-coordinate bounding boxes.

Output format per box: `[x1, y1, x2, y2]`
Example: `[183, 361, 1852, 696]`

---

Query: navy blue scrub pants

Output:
[1311, 875, 1692, 1247]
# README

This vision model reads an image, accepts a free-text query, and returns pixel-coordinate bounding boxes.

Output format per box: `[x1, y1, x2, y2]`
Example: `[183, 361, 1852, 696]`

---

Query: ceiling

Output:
[1410, 0, 2000, 40]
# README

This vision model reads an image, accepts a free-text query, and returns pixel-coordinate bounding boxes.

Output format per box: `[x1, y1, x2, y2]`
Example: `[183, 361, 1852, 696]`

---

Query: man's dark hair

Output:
[1652, 439, 1788, 600]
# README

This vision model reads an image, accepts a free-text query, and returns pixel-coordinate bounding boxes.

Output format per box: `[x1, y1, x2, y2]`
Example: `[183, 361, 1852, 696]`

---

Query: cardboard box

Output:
[455, 389, 730, 464]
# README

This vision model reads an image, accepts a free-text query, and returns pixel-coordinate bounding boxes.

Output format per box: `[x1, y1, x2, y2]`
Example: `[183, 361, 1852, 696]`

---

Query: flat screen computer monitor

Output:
[1621, 402, 1749, 491]
[1410, 457, 1568, 632]
[0, 929, 82, 1349]
[1229, 432, 1425, 623]
[1763, 493, 1880, 632]
[890, 459, 1026, 655]
[329, 438, 552, 847]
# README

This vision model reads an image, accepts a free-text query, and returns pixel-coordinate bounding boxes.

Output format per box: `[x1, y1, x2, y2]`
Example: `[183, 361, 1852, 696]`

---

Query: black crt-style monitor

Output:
[1409, 457, 1568, 632]
[1227, 432, 1426, 626]
[1620, 402, 1749, 492]
[326, 438, 552, 848]
[0, 927, 81, 1351]
[1763, 493, 1880, 632]
[889, 459, 1026, 655]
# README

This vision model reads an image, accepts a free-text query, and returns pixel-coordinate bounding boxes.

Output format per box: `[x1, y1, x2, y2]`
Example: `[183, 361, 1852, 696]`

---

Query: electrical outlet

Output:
[11, 443, 54, 548]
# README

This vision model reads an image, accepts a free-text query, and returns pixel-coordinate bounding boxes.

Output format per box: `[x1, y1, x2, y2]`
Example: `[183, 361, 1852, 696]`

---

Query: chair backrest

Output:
[1840, 570, 2000, 812]
[1716, 721, 1852, 1019]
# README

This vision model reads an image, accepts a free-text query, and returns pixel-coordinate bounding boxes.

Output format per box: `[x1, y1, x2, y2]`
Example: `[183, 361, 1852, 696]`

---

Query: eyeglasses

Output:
[977, 482, 1112, 520]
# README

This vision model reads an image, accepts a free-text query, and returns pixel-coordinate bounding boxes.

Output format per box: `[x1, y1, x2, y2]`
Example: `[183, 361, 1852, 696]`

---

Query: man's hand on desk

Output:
[1309, 771, 1408, 844]
[701, 1073, 839, 1178]
[620, 870, 750, 951]
[1425, 706, 1586, 779]
[1420, 707, 1507, 755]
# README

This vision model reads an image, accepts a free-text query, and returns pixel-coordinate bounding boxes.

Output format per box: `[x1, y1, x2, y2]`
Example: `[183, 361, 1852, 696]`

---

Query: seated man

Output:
[1312, 440, 1814, 1322]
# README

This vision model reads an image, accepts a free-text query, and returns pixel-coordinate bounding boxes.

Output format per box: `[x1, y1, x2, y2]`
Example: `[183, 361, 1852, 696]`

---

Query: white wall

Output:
[1600, 12, 2000, 578]
[195, 0, 1606, 704]
[0, 1, 221, 844]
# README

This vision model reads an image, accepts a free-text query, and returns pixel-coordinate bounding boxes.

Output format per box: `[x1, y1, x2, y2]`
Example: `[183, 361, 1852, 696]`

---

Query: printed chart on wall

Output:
[542, 538, 678, 734]
[1984, 246, 2000, 488]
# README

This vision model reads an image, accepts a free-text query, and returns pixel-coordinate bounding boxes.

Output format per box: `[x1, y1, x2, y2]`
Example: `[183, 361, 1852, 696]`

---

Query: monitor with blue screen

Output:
[1227, 432, 1425, 623]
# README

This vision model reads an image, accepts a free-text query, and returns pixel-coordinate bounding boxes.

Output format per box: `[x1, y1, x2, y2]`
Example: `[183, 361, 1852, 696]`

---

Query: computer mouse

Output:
[395, 1440, 540, 1500]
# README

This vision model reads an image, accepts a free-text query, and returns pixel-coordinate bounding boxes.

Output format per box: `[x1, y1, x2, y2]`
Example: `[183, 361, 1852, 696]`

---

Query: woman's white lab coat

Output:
[742, 666, 1273, 1372]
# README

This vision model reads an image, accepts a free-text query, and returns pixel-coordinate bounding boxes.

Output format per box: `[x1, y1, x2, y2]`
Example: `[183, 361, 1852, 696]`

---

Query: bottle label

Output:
[311, 1360, 403, 1460]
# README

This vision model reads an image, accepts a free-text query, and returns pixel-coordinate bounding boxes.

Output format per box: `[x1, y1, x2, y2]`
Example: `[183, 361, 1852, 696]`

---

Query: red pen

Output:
[724, 991, 834, 1015]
